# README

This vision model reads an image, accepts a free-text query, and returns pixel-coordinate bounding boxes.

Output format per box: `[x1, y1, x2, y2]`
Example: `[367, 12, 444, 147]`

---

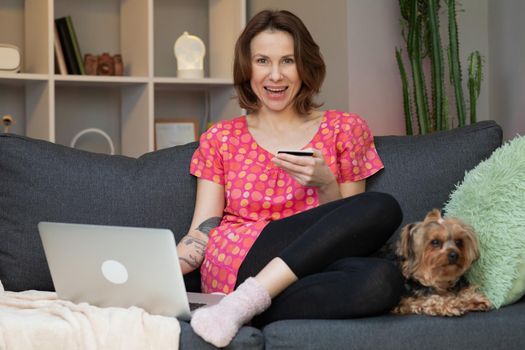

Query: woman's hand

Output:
[271, 149, 335, 188]
[271, 149, 340, 203]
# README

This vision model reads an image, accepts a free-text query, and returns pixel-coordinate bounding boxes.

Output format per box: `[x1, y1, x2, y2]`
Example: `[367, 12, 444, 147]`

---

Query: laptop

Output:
[38, 222, 223, 321]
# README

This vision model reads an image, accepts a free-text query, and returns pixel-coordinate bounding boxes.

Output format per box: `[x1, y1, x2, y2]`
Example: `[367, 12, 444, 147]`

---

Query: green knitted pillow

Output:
[444, 135, 525, 308]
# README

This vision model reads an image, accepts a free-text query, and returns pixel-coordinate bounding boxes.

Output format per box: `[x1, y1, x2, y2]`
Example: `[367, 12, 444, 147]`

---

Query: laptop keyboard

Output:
[189, 302, 207, 311]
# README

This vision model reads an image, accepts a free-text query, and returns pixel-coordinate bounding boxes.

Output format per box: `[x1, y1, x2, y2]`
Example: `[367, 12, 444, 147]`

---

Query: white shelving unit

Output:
[0, 0, 246, 157]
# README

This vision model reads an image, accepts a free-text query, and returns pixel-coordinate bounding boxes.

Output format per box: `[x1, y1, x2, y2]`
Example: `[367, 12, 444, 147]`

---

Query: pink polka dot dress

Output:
[190, 110, 384, 294]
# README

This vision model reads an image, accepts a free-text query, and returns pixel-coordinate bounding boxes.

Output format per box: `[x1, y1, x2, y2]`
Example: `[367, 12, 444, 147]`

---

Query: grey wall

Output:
[489, 0, 525, 140]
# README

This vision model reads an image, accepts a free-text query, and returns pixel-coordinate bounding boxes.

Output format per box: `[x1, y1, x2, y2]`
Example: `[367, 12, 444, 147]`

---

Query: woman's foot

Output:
[190, 277, 271, 347]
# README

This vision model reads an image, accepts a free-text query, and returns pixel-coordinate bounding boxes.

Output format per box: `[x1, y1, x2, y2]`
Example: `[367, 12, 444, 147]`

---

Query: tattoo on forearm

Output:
[195, 217, 221, 235]
[179, 256, 200, 269]
[179, 218, 219, 269]
[181, 236, 206, 255]
[180, 236, 206, 269]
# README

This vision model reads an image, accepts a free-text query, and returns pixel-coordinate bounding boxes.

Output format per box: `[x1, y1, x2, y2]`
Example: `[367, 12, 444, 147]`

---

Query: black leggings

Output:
[235, 191, 405, 327]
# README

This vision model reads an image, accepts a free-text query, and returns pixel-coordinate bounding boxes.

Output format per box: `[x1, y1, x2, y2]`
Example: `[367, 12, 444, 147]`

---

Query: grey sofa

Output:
[1, 120, 523, 349]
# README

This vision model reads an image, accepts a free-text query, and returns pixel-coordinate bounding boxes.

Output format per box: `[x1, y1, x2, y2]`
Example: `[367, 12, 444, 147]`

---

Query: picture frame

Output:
[154, 119, 199, 150]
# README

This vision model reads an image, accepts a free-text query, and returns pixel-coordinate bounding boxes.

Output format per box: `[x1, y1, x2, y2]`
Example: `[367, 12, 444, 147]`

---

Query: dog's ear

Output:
[397, 223, 418, 279]
[460, 221, 481, 263]
[397, 223, 415, 260]
[423, 208, 443, 224]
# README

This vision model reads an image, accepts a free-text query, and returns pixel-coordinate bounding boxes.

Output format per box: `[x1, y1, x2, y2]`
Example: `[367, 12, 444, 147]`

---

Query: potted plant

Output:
[396, 0, 483, 135]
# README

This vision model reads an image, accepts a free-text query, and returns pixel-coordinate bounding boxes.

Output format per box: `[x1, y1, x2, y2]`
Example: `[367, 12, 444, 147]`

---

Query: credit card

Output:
[277, 149, 314, 156]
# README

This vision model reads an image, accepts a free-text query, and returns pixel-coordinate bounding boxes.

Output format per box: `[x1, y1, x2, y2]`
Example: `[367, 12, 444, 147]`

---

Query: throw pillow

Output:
[444, 135, 525, 308]
[0, 134, 201, 292]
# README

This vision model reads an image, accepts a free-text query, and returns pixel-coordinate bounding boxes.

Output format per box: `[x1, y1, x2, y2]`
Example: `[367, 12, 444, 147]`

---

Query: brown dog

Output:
[392, 209, 492, 316]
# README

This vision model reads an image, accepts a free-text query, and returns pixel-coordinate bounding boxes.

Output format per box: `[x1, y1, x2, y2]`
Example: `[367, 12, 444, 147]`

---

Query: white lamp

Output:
[174, 32, 205, 79]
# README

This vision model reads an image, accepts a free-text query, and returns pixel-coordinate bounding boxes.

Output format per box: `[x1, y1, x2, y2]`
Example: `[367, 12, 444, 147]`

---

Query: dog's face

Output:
[397, 209, 480, 294]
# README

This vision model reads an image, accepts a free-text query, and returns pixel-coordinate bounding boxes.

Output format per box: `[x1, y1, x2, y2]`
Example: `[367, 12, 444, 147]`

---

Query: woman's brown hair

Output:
[233, 10, 326, 114]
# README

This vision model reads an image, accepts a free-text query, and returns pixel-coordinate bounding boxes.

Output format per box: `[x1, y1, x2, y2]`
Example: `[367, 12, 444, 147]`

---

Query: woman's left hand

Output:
[271, 149, 336, 190]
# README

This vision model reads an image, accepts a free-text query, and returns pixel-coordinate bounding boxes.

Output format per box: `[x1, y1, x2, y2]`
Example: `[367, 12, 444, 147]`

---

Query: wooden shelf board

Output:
[54, 75, 149, 87]
[0, 73, 49, 85]
[154, 77, 233, 86]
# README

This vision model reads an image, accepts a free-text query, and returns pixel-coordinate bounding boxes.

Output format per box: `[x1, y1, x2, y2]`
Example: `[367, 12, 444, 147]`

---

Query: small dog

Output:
[391, 209, 492, 316]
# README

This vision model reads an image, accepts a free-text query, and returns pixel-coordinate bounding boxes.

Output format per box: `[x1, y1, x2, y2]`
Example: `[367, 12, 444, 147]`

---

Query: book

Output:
[55, 18, 80, 75]
[65, 16, 85, 75]
[53, 25, 67, 75]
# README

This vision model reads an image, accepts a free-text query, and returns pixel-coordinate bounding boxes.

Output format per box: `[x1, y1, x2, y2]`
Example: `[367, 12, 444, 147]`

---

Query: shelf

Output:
[0, 73, 49, 83]
[154, 77, 234, 90]
[0, 0, 245, 157]
[54, 75, 149, 87]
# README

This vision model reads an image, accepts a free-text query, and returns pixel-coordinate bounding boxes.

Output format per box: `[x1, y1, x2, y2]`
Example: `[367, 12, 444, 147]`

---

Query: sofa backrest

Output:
[367, 120, 502, 243]
[0, 135, 201, 292]
[0, 120, 502, 293]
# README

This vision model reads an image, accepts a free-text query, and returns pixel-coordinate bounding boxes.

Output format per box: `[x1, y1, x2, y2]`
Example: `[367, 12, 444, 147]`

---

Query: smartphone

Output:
[277, 149, 314, 157]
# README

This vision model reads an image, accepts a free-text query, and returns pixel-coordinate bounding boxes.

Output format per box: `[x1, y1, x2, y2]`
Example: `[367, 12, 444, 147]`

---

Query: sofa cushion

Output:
[367, 120, 502, 244]
[179, 322, 264, 350]
[262, 298, 525, 350]
[0, 134, 200, 292]
[444, 135, 525, 308]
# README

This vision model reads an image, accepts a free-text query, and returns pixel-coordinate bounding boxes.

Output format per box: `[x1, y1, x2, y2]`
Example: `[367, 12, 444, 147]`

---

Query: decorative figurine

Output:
[84, 54, 98, 75]
[113, 54, 124, 76]
[84, 53, 123, 76]
[2, 115, 15, 133]
[97, 53, 115, 76]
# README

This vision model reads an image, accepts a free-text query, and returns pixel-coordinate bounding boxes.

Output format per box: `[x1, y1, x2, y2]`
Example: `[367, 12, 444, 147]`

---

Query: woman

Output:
[177, 10, 404, 347]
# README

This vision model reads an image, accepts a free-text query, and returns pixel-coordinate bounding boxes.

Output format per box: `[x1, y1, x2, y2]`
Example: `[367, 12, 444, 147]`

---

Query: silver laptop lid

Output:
[38, 222, 191, 320]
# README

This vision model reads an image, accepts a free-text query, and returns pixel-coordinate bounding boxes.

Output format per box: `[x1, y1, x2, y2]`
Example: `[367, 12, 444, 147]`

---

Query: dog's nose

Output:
[448, 251, 459, 264]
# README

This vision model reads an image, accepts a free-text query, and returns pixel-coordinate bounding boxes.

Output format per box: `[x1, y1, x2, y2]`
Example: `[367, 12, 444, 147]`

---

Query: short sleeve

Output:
[337, 114, 384, 182]
[190, 125, 225, 185]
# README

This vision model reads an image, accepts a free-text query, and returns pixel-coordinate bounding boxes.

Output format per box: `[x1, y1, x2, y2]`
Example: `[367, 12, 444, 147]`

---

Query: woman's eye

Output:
[256, 58, 267, 64]
[283, 58, 294, 64]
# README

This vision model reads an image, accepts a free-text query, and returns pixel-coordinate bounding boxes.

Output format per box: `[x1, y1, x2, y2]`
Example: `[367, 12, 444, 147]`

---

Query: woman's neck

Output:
[247, 108, 319, 132]
[245, 109, 324, 154]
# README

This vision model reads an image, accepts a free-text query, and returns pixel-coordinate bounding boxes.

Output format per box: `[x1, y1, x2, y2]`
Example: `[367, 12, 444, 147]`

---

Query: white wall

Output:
[347, 0, 489, 135]
[489, 0, 525, 140]
[453, 0, 490, 125]
[346, 0, 405, 135]
[248, 1, 521, 138]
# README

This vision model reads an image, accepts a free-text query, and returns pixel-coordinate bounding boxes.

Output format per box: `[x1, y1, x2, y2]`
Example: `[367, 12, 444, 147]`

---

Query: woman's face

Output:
[249, 30, 302, 115]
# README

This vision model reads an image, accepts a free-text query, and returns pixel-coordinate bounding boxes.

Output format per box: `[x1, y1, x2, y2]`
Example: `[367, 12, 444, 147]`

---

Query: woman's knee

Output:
[352, 192, 403, 233]
[359, 192, 401, 216]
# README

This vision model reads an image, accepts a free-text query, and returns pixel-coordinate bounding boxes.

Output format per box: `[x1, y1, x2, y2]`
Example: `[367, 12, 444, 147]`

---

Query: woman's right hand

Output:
[177, 179, 225, 274]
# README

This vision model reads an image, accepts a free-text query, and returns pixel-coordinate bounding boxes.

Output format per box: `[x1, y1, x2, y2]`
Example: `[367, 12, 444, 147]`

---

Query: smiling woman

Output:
[250, 31, 301, 113]
[249, 30, 300, 115]
[174, 10, 405, 348]
[233, 11, 325, 115]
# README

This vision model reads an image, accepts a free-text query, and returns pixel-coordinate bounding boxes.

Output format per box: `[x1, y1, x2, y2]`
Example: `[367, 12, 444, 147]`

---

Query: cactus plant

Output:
[468, 51, 483, 124]
[396, 48, 414, 135]
[396, 0, 483, 135]
[447, 0, 467, 127]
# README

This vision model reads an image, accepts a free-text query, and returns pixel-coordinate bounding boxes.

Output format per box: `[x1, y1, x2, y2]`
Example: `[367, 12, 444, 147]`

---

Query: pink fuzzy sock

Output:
[190, 277, 271, 347]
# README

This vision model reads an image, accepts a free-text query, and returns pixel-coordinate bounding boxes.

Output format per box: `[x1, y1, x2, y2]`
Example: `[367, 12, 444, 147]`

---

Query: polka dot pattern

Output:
[190, 110, 383, 293]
